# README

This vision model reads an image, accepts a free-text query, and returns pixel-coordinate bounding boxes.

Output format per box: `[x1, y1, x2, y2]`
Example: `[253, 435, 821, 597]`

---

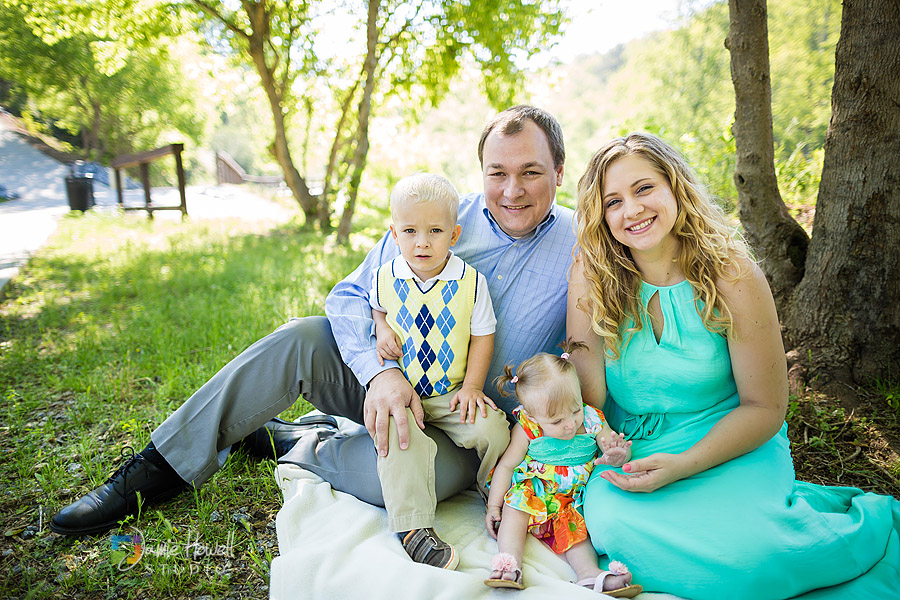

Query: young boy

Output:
[369, 173, 510, 570]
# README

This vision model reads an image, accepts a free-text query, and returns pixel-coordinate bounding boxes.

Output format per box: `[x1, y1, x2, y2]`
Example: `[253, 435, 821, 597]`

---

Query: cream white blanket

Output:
[271, 463, 682, 600]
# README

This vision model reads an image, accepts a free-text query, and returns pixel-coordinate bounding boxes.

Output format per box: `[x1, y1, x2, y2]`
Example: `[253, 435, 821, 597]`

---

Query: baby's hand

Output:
[375, 331, 403, 366]
[449, 386, 499, 423]
[484, 505, 502, 540]
[595, 432, 632, 467]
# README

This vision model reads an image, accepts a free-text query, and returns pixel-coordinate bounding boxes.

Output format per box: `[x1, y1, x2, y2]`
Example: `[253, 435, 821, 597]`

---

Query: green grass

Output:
[1, 208, 898, 598]
[0, 210, 373, 599]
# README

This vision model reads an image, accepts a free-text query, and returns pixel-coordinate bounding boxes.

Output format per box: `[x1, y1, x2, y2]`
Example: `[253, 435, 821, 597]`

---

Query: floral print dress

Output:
[503, 403, 606, 553]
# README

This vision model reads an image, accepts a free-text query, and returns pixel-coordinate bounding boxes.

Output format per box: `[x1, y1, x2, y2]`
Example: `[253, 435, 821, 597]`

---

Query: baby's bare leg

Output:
[492, 505, 530, 581]
[565, 540, 602, 581]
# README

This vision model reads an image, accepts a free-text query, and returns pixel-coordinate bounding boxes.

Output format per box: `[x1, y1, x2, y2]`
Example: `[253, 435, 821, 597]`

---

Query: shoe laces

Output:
[104, 446, 149, 504]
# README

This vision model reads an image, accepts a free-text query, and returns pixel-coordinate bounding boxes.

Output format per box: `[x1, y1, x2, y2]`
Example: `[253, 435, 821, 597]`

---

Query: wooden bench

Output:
[111, 143, 187, 219]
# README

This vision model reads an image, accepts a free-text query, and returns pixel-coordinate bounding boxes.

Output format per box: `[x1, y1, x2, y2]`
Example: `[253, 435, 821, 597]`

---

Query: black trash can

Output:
[65, 172, 94, 212]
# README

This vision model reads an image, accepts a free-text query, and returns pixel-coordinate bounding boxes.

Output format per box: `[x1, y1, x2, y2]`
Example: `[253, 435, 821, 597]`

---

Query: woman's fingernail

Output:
[623, 464, 632, 472]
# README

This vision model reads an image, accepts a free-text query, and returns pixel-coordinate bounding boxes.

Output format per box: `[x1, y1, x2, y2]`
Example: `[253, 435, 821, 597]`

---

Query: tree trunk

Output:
[320, 79, 360, 232]
[784, 0, 900, 384]
[336, 0, 379, 244]
[240, 1, 318, 225]
[726, 0, 809, 313]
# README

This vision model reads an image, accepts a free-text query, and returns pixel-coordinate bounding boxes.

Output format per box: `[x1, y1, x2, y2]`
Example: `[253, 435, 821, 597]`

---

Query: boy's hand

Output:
[449, 385, 499, 423]
[595, 432, 632, 467]
[484, 505, 502, 539]
[375, 330, 403, 366]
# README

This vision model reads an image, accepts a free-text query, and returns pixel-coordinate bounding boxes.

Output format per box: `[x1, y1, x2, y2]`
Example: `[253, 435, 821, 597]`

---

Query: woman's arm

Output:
[567, 256, 609, 410]
[485, 425, 530, 538]
[601, 261, 788, 492]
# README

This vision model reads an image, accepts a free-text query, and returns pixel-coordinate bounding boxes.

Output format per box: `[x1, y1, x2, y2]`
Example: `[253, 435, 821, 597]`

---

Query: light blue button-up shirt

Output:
[325, 192, 576, 414]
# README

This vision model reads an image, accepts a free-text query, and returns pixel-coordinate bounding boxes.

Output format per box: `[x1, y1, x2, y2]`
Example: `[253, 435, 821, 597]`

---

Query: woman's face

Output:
[601, 154, 679, 256]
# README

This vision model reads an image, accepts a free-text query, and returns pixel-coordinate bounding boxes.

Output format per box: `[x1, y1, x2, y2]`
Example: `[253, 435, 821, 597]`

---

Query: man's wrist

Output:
[364, 364, 401, 389]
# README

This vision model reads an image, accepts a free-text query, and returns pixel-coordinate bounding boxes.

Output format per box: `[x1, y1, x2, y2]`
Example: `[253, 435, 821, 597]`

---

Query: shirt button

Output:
[497, 275, 503, 280]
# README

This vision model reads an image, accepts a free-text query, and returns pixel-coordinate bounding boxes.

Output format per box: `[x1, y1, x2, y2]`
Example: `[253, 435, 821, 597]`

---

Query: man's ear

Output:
[450, 224, 462, 246]
[555, 165, 564, 187]
[390, 224, 400, 244]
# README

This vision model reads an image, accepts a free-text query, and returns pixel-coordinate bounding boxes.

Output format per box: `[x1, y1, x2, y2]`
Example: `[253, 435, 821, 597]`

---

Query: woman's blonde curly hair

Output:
[575, 132, 751, 359]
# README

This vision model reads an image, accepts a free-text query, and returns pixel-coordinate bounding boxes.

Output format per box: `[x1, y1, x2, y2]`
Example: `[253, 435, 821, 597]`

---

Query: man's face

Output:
[481, 120, 563, 238]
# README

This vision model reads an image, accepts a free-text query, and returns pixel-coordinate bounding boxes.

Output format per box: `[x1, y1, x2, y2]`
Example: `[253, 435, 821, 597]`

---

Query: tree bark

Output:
[785, 0, 900, 383]
[191, 0, 318, 224]
[726, 0, 809, 313]
[336, 0, 379, 244]
[242, 2, 318, 224]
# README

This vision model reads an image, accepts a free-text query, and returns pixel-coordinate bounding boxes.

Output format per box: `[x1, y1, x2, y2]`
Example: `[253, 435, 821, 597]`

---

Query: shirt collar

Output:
[392, 252, 465, 284]
[481, 202, 559, 241]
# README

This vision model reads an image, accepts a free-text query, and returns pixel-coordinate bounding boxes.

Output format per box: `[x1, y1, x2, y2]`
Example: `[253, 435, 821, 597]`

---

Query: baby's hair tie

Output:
[560, 352, 570, 360]
[511, 376, 519, 384]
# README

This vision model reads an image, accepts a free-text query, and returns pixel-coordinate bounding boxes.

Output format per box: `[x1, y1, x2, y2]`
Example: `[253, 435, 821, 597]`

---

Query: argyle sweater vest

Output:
[376, 262, 477, 398]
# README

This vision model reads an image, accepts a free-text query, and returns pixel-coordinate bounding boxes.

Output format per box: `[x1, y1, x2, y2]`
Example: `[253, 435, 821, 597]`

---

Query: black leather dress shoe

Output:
[235, 415, 340, 459]
[50, 450, 189, 536]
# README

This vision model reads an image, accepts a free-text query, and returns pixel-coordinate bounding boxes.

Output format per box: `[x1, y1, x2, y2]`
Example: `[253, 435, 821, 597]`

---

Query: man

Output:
[51, 105, 575, 569]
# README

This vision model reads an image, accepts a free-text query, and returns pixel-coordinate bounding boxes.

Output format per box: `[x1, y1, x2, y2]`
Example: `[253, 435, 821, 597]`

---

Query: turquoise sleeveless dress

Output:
[583, 280, 900, 600]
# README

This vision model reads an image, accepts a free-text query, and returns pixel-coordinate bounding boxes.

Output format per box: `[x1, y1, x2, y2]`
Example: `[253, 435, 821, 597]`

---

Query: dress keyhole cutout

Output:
[648, 291, 664, 344]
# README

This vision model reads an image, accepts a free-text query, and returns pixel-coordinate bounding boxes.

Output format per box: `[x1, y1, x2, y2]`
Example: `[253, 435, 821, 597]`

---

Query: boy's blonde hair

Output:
[495, 339, 588, 418]
[390, 173, 460, 224]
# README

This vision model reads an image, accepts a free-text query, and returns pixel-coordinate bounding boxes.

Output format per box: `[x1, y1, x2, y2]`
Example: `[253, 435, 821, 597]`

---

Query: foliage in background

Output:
[0, 0, 839, 228]
[188, 0, 566, 241]
[0, 0, 209, 170]
[544, 0, 840, 219]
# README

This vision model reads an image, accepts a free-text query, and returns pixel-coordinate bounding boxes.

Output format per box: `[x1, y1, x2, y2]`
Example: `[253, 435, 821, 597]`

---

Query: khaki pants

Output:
[376, 390, 511, 532]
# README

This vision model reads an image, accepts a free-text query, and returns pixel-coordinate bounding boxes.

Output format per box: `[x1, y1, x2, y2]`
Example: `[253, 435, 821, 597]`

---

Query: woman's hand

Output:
[485, 505, 502, 539]
[598, 452, 688, 493]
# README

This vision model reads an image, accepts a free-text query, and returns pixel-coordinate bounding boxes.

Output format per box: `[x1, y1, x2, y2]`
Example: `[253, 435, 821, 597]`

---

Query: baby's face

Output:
[390, 200, 460, 281]
[533, 401, 584, 440]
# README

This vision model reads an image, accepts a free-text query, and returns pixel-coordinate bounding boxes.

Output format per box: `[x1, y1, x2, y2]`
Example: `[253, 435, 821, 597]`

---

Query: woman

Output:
[568, 132, 900, 599]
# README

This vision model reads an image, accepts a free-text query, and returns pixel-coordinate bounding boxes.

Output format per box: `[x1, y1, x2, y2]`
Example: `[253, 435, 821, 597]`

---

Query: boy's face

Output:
[390, 200, 461, 281]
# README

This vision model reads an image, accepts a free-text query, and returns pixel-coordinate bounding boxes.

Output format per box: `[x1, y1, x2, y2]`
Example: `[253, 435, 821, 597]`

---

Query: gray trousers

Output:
[151, 316, 479, 507]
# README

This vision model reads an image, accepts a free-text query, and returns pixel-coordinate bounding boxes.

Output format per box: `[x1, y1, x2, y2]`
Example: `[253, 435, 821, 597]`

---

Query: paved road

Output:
[0, 118, 297, 297]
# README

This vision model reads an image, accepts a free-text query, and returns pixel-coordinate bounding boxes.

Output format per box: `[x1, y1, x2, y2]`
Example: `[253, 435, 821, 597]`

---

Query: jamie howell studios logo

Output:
[109, 527, 237, 572]
[110, 529, 143, 571]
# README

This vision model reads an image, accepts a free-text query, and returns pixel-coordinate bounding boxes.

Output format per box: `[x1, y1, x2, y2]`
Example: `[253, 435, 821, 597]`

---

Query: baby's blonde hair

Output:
[495, 339, 588, 417]
[390, 173, 460, 224]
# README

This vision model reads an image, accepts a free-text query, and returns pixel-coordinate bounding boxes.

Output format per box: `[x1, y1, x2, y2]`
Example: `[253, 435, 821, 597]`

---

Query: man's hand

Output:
[364, 369, 425, 457]
[449, 385, 499, 423]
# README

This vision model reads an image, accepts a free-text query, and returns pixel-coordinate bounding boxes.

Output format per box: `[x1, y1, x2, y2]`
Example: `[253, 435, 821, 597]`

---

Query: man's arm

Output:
[325, 232, 401, 383]
[324, 233, 424, 455]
